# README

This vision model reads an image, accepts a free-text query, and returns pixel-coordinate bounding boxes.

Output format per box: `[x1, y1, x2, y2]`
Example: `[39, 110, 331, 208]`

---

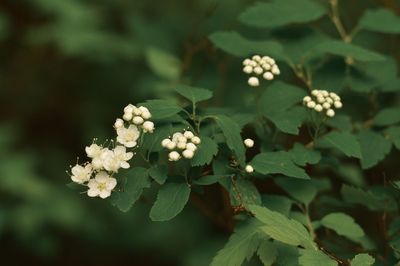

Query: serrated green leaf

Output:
[145, 47, 181, 80]
[110, 167, 151, 212]
[249, 205, 316, 250]
[257, 241, 277, 266]
[211, 220, 264, 266]
[230, 179, 261, 207]
[193, 175, 230, 186]
[191, 136, 218, 166]
[141, 124, 172, 153]
[268, 107, 308, 135]
[175, 85, 213, 104]
[148, 165, 168, 185]
[317, 131, 361, 158]
[321, 212, 365, 240]
[214, 115, 246, 165]
[359, 8, 400, 34]
[239, 0, 326, 28]
[149, 183, 190, 221]
[141, 99, 183, 120]
[385, 126, 400, 149]
[289, 143, 321, 166]
[208, 31, 285, 60]
[299, 250, 337, 266]
[325, 115, 353, 132]
[373, 107, 400, 126]
[351, 254, 375, 266]
[341, 185, 394, 211]
[313, 40, 385, 62]
[251, 152, 310, 179]
[261, 195, 293, 216]
[275, 179, 317, 206]
[358, 130, 392, 169]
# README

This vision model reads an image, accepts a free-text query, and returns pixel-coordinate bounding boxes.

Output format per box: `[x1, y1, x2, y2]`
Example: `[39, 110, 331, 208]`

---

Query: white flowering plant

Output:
[66, 1, 400, 265]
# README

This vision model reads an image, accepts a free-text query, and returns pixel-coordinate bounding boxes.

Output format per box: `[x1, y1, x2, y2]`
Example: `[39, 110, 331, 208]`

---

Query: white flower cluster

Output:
[161, 130, 201, 161]
[242, 55, 280, 87]
[303, 90, 343, 118]
[69, 104, 154, 199]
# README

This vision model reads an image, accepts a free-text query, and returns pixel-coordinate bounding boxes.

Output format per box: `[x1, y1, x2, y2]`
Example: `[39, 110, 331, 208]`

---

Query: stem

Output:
[329, 0, 352, 43]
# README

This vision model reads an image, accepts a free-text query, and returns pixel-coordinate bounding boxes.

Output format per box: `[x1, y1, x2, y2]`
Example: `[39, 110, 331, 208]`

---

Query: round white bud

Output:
[244, 138, 254, 148]
[263, 72, 274, 80]
[243, 65, 253, 74]
[123, 112, 133, 121]
[166, 141, 177, 150]
[271, 66, 280, 75]
[334, 101, 343, 109]
[249, 60, 257, 67]
[124, 104, 135, 114]
[254, 66, 264, 75]
[186, 143, 197, 151]
[172, 132, 183, 142]
[141, 111, 152, 120]
[182, 149, 195, 159]
[191, 136, 201, 145]
[326, 109, 335, 117]
[314, 104, 323, 112]
[245, 165, 254, 173]
[161, 138, 171, 148]
[262, 63, 271, 70]
[303, 96, 312, 103]
[143, 121, 155, 133]
[326, 97, 333, 104]
[178, 136, 187, 143]
[316, 96, 326, 103]
[132, 107, 142, 116]
[311, 90, 319, 96]
[322, 102, 331, 109]
[248, 77, 260, 87]
[183, 131, 194, 139]
[321, 90, 329, 97]
[307, 101, 316, 108]
[132, 116, 144, 125]
[177, 141, 187, 150]
[114, 118, 124, 128]
[138, 106, 149, 114]
[243, 58, 251, 66]
[168, 151, 181, 161]
[252, 55, 261, 61]
[262, 56, 271, 61]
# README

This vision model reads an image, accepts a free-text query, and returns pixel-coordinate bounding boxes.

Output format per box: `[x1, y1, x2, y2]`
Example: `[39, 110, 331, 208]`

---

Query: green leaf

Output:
[111, 167, 151, 212]
[251, 152, 310, 179]
[141, 99, 183, 120]
[351, 254, 375, 266]
[214, 115, 246, 165]
[257, 241, 277, 266]
[317, 131, 361, 158]
[249, 205, 316, 250]
[141, 124, 172, 153]
[191, 136, 218, 167]
[359, 8, 400, 34]
[288, 143, 321, 166]
[208, 31, 285, 60]
[149, 183, 191, 221]
[148, 165, 168, 185]
[145, 47, 181, 80]
[321, 212, 365, 240]
[358, 130, 392, 169]
[267, 107, 308, 135]
[325, 115, 353, 132]
[275, 179, 317, 206]
[373, 107, 400, 126]
[193, 175, 230, 186]
[261, 195, 293, 216]
[299, 250, 337, 266]
[175, 85, 213, 104]
[341, 185, 393, 211]
[313, 40, 385, 62]
[211, 220, 264, 266]
[239, 0, 326, 28]
[385, 126, 400, 149]
[230, 179, 261, 207]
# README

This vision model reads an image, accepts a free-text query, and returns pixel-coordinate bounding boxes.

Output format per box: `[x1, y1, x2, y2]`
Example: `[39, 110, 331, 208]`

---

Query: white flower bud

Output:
[182, 149, 195, 159]
[262, 56, 271, 61]
[314, 104, 323, 112]
[168, 151, 181, 161]
[141, 111, 152, 120]
[326, 97, 333, 104]
[321, 90, 329, 97]
[243, 59, 251, 66]
[262, 63, 271, 70]
[303, 96, 312, 103]
[326, 109, 335, 117]
[183, 131, 194, 139]
[271, 65, 280, 75]
[161, 138, 171, 148]
[245, 165, 254, 173]
[132, 116, 144, 125]
[186, 143, 197, 151]
[178, 136, 187, 143]
[166, 141, 176, 150]
[138, 106, 149, 114]
[252, 55, 261, 61]
[248, 77, 260, 87]
[243, 65, 253, 74]
[177, 141, 187, 150]
[114, 118, 124, 128]
[249, 60, 257, 67]
[322, 102, 331, 109]
[316, 96, 325, 103]
[266, 58, 275, 65]
[254, 66, 264, 75]
[132, 107, 142, 116]
[172, 132, 183, 142]
[123, 112, 133, 121]
[124, 104, 135, 114]
[244, 138, 254, 148]
[191, 136, 201, 145]
[143, 121, 155, 133]
[311, 90, 319, 96]
[263, 72, 274, 80]
[307, 101, 316, 108]
[334, 101, 343, 109]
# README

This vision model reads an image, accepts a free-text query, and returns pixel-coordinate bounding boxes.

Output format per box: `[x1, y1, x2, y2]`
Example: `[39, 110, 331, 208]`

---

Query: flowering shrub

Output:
[67, 0, 400, 265]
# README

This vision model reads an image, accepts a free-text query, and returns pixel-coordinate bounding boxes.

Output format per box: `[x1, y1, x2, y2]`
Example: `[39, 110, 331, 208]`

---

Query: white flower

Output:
[303, 96, 312, 103]
[143, 121, 155, 133]
[182, 149, 195, 159]
[178, 136, 187, 143]
[314, 104, 323, 112]
[191, 136, 201, 145]
[303, 89, 343, 118]
[243, 58, 251, 65]
[311, 90, 319, 96]
[334, 101, 343, 108]
[271, 65, 280, 75]
[132, 107, 142, 116]
[244, 138, 254, 148]
[262, 63, 271, 70]
[123, 112, 133, 121]
[85, 144, 103, 159]
[186, 143, 197, 151]
[172, 132, 184, 142]
[166, 141, 176, 150]
[322, 102, 331, 109]
[141, 110, 152, 120]
[252, 55, 261, 61]
[254, 66, 263, 75]
[161, 138, 171, 148]
[263, 72, 274, 80]
[101, 149, 121, 172]
[184, 131, 194, 139]
[87, 172, 117, 199]
[117, 125, 140, 148]
[326, 109, 335, 117]
[71, 164, 92, 184]
[114, 118, 124, 128]
[138, 106, 149, 114]
[177, 141, 187, 150]
[245, 165, 254, 173]
[168, 151, 181, 161]
[132, 116, 144, 125]
[124, 104, 135, 114]
[248, 77, 260, 87]
[243, 65, 253, 74]
[113, 146, 134, 169]
[307, 101, 316, 108]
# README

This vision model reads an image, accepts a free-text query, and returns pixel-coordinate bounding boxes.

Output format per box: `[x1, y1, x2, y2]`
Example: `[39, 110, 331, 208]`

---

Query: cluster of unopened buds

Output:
[303, 90, 343, 118]
[161, 130, 201, 161]
[69, 104, 154, 199]
[243, 138, 255, 173]
[242, 55, 280, 87]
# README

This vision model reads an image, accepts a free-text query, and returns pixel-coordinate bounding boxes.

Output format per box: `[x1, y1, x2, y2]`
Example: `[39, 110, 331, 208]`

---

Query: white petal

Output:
[99, 190, 112, 199]
[106, 178, 117, 190]
[88, 188, 100, 197]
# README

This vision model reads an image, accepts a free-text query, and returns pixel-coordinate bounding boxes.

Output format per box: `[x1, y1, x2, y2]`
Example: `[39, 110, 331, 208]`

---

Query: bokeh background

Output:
[0, 0, 400, 265]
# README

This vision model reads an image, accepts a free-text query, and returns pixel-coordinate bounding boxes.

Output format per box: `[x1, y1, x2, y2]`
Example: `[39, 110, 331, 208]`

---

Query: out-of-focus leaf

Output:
[350, 254, 375, 266]
[141, 99, 183, 120]
[257, 241, 277, 266]
[385, 126, 400, 149]
[359, 8, 400, 34]
[230, 179, 261, 207]
[148, 165, 168, 185]
[145, 47, 181, 80]
[288, 143, 321, 166]
[358, 130, 391, 169]
[191, 136, 218, 167]
[175, 85, 213, 104]
[320, 212, 365, 240]
[299, 250, 337, 266]
[317, 131, 361, 158]
[373, 107, 400, 126]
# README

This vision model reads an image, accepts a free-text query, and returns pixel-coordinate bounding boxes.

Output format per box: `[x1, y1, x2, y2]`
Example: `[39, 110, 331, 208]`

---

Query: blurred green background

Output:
[0, 0, 400, 265]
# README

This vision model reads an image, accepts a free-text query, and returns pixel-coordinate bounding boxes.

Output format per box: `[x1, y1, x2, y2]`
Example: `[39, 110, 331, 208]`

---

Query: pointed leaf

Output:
[175, 85, 213, 104]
